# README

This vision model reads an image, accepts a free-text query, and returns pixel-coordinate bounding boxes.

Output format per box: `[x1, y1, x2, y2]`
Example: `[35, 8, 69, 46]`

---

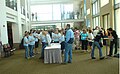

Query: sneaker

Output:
[32, 56, 35, 58]
[26, 57, 30, 59]
[91, 57, 96, 59]
[100, 57, 105, 60]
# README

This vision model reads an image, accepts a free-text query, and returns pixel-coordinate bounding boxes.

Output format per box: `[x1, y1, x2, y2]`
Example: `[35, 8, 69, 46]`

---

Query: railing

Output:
[31, 12, 84, 21]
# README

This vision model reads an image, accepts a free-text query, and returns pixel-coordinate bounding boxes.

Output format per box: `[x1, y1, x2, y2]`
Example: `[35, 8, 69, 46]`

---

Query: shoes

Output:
[39, 57, 44, 59]
[32, 56, 35, 58]
[68, 61, 72, 63]
[25, 57, 30, 59]
[91, 57, 96, 59]
[100, 57, 105, 60]
[107, 55, 112, 57]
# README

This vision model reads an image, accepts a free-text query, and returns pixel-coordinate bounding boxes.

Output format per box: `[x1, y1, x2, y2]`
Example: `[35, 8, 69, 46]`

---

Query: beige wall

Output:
[100, 0, 114, 29]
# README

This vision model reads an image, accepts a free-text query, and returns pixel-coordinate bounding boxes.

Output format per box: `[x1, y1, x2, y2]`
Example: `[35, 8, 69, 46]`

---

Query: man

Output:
[64, 24, 74, 64]
[108, 28, 118, 57]
[91, 30, 104, 60]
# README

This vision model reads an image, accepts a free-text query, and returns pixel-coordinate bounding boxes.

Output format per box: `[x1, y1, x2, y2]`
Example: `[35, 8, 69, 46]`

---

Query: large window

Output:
[103, 14, 110, 30]
[31, 4, 73, 21]
[115, 0, 120, 4]
[93, 16, 100, 28]
[115, 9, 120, 38]
[92, 0, 100, 15]
[115, 0, 120, 38]
[92, 0, 100, 28]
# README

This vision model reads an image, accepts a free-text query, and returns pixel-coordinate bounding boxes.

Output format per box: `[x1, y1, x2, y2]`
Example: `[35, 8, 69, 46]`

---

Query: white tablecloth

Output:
[44, 43, 62, 64]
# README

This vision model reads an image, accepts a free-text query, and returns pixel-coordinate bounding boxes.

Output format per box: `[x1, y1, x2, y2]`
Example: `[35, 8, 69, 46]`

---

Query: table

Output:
[44, 43, 62, 64]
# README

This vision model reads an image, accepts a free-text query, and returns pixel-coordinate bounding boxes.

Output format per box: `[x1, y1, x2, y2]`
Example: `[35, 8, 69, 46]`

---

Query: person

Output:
[39, 31, 51, 59]
[88, 29, 94, 50]
[23, 32, 29, 59]
[74, 28, 80, 50]
[52, 29, 61, 43]
[80, 29, 88, 52]
[108, 28, 118, 57]
[93, 26, 100, 37]
[28, 32, 35, 58]
[63, 24, 74, 64]
[91, 30, 104, 60]
[33, 30, 39, 54]
[59, 30, 65, 54]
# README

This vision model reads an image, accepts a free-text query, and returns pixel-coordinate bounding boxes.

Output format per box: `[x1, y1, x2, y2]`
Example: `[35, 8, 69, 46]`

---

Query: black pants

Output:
[60, 41, 65, 54]
[109, 40, 118, 56]
[81, 40, 88, 50]
[53, 41, 59, 43]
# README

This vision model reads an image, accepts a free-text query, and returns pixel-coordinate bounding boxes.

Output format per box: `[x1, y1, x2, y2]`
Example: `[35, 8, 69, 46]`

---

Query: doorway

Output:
[7, 22, 13, 48]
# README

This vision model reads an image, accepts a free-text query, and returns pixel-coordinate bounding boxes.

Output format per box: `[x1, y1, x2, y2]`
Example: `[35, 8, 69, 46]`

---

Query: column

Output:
[17, 0, 23, 43]
[0, 0, 8, 44]
[25, 0, 31, 31]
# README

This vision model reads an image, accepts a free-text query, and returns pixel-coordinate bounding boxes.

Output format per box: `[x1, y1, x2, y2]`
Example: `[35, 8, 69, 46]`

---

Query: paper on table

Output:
[45, 43, 61, 50]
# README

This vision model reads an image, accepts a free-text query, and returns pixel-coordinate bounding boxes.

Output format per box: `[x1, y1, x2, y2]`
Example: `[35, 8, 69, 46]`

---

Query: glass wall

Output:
[31, 4, 76, 21]
[6, 0, 17, 11]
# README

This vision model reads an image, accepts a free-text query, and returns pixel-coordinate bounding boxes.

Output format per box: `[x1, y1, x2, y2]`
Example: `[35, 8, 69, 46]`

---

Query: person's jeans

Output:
[91, 41, 103, 58]
[29, 45, 34, 57]
[24, 46, 29, 58]
[41, 42, 47, 58]
[64, 42, 73, 63]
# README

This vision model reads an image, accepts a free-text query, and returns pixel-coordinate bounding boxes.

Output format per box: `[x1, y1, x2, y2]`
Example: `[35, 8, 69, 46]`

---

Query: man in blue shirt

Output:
[64, 24, 74, 64]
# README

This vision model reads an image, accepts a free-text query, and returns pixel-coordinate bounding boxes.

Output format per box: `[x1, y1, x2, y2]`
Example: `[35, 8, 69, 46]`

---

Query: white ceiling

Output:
[30, 0, 82, 5]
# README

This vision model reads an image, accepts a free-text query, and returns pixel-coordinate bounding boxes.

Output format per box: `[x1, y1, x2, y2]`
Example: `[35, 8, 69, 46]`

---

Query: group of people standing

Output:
[23, 24, 74, 64]
[23, 24, 118, 64]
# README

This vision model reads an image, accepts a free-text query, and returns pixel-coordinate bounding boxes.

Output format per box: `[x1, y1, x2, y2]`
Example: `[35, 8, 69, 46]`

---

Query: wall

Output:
[100, 0, 114, 28]
[0, 0, 8, 44]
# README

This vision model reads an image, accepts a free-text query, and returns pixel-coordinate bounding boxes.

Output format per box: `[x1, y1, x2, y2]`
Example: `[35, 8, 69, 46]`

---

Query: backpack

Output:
[19, 38, 24, 49]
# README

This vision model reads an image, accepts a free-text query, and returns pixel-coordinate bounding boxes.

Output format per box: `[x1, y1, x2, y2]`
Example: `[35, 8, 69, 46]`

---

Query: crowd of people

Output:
[74, 26, 118, 59]
[22, 24, 119, 64]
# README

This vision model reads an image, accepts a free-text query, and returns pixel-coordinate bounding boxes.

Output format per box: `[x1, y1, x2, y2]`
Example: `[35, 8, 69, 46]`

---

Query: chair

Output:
[3, 44, 10, 57]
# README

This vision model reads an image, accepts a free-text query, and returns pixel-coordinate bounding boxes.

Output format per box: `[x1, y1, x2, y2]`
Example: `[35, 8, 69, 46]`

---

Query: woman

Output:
[59, 30, 65, 54]
[80, 29, 88, 52]
[39, 31, 51, 59]
[88, 29, 94, 50]
[23, 32, 29, 59]
[28, 32, 35, 58]
[52, 30, 61, 43]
